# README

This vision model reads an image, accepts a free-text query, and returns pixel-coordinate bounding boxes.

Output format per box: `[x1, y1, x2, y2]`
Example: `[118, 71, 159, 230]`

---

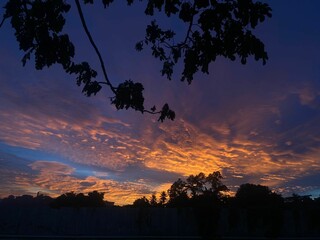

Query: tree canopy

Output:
[1, 0, 272, 121]
[51, 190, 106, 208]
[235, 183, 283, 207]
[166, 171, 229, 207]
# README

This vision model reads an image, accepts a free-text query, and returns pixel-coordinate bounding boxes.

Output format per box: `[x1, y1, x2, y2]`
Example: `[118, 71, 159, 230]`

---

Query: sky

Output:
[1, 0, 320, 205]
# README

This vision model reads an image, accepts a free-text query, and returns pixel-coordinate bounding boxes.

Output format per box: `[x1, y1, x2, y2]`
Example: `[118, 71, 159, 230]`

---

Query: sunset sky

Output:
[1, 0, 320, 205]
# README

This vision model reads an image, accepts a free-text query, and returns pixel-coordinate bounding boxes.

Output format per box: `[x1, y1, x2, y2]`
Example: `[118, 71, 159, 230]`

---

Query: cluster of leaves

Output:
[111, 80, 145, 112]
[135, 0, 272, 83]
[2, 0, 100, 96]
[235, 183, 283, 207]
[167, 171, 229, 207]
[1, 0, 271, 121]
[3, 0, 72, 68]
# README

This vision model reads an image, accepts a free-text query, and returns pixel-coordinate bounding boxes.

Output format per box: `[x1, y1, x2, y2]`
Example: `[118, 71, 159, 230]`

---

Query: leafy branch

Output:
[135, 0, 272, 83]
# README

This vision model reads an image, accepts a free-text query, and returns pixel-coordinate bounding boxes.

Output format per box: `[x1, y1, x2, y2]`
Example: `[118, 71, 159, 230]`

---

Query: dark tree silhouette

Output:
[187, 171, 229, 198]
[159, 191, 167, 206]
[234, 183, 284, 237]
[2, 188, 320, 237]
[1, 0, 271, 121]
[51, 191, 106, 208]
[132, 196, 150, 207]
[149, 194, 158, 207]
[167, 171, 228, 207]
[87, 190, 105, 207]
[186, 172, 207, 197]
[285, 193, 313, 206]
[235, 183, 283, 207]
[167, 178, 189, 206]
[0, 194, 53, 207]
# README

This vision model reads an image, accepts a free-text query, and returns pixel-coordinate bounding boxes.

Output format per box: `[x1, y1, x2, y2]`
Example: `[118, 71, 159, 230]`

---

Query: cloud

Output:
[0, 151, 177, 205]
[296, 86, 319, 106]
[0, 151, 37, 197]
[29, 161, 75, 175]
[14, 168, 156, 205]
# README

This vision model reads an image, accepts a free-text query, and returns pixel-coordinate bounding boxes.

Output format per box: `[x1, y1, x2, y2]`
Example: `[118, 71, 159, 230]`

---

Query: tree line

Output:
[1, 172, 320, 238]
[132, 172, 320, 210]
[1, 171, 319, 209]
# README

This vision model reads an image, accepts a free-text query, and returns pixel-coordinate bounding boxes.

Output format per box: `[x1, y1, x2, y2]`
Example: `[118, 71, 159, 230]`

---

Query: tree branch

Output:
[143, 109, 162, 115]
[98, 81, 113, 85]
[75, 0, 116, 94]
[0, 17, 6, 28]
[182, 3, 196, 47]
[75, 0, 174, 121]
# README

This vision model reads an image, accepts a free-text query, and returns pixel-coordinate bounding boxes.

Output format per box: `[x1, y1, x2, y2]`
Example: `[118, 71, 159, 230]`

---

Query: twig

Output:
[75, 0, 116, 94]
[98, 81, 112, 85]
[75, 0, 171, 120]
[0, 17, 6, 28]
[182, 3, 196, 46]
[143, 109, 162, 115]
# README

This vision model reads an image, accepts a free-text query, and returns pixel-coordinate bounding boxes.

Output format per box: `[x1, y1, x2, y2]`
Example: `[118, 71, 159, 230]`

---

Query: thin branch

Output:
[0, 17, 6, 28]
[183, 21, 193, 46]
[75, 0, 116, 94]
[97, 81, 111, 85]
[168, 20, 194, 50]
[182, 3, 196, 46]
[162, 40, 172, 49]
[143, 109, 162, 115]
[75, 0, 172, 120]
[22, 46, 35, 66]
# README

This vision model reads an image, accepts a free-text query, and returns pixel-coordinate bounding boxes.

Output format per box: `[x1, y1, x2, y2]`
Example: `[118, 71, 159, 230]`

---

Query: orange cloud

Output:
[29, 161, 75, 175]
[14, 169, 154, 205]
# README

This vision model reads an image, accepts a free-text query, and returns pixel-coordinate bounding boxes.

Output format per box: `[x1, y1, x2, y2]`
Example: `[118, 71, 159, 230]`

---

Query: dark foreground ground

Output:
[0, 236, 201, 240]
[1, 207, 320, 239]
[1, 236, 320, 240]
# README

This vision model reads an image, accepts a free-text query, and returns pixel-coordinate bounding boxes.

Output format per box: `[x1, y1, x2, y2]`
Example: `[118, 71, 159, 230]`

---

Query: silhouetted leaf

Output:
[82, 81, 102, 96]
[135, 41, 144, 51]
[158, 103, 175, 122]
[161, 61, 174, 79]
[102, 0, 114, 8]
[195, 0, 210, 9]
[111, 80, 145, 112]
[83, 0, 94, 4]
[179, 2, 193, 22]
